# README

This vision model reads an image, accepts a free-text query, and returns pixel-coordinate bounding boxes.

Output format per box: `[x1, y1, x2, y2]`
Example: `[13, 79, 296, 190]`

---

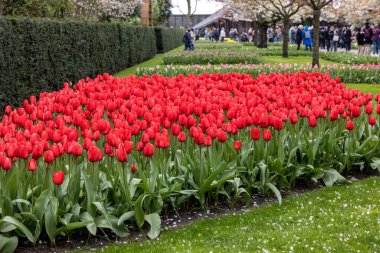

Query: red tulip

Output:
[28, 159, 37, 172]
[116, 146, 128, 163]
[88, 146, 103, 163]
[52, 171, 65, 185]
[346, 120, 354, 131]
[217, 130, 227, 143]
[131, 164, 137, 173]
[44, 150, 55, 164]
[143, 143, 155, 157]
[234, 140, 242, 150]
[263, 129, 271, 141]
[365, 103, 374, 115]
[178, 132, 186, 142]
[205, 136, 212, 147]
[251, 128, 261, 140]
[308, 116, 317, 128]
[2, 157, 12, 170]
[368, 116, 376, 126]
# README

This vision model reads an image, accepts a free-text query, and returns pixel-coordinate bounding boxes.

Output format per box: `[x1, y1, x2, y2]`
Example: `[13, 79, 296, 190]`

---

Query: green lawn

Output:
[262, 56, 338, 65]
[346, 83, 380, 94]
[91, 177, 380, 253]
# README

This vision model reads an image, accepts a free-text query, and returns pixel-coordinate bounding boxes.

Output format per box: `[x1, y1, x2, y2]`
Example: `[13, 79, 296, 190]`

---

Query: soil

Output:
[15, 170, 379, 253]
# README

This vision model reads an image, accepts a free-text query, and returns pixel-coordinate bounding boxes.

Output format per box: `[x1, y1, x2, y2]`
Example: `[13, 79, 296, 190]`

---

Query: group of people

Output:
[183, 28, 195, 51]
[288, 22, 380, 55]
[203, 27, 250, 42]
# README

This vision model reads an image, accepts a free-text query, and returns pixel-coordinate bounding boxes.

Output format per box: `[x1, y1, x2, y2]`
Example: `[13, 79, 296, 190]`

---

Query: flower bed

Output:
[162, 51, 262, 65]
[320, 52, 380, 64]
[137, 63, 380, 84]
[1, 72, 380, 251]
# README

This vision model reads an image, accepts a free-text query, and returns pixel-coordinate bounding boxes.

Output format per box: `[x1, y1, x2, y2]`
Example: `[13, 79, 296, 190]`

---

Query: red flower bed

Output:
[1, 72, 379, 249]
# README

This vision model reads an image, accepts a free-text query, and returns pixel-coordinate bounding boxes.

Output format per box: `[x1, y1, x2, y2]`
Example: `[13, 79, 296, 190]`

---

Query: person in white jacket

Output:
[220, 28, 226, 42]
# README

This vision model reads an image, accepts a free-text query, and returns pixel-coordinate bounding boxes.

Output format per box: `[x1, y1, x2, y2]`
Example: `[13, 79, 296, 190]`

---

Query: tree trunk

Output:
[312, 9, 321, 67]
[255, 22, 268, 48]
[282, 17, 290, 58]
[0, 0, 3, 16]
[187, 0, 192, 27]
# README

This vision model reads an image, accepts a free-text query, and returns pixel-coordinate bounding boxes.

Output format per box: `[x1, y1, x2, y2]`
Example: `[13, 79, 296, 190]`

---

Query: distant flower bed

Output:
[320, 52, 380, 65]
[137, 63, 380, 84]
[162, 51, 262, 65]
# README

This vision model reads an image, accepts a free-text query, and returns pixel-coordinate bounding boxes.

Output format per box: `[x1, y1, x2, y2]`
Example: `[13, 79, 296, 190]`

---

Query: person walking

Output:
[319, 26, 326, 49]
[190, 28, 195, 51]
[302, 25, 312, 51]
[248, 27, 253, 42]
[332, 27, 339, 52]
[356, 27, 366, 55]
[344, 26, 352, 52]
[204, 27, 209, 40]
[364, 22, 373, 55]
[291, 26, 296, 44]
[267, 27, 274, 43]
[219, 27, 226, 42]
[327, 26, 335, 51]
[212, 27, 219, 42]
[296, 25, 303, 50]
[183, 29, 192, 51]
[324, 26, 331, 51]
[372, 24, 380, 55]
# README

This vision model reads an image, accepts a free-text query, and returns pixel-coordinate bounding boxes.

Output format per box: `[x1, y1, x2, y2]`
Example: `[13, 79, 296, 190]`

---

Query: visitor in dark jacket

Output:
[296, 25, 303, 50]
[183, 29, 192, 51]
[357, 27, 365, 55]
[343, 27, 352, 52]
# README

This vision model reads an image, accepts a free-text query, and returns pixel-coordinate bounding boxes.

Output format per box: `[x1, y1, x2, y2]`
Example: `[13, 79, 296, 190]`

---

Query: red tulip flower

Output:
[131, 164, 137, 173]
[88, 146, 103, 163]
[308, 116, 317, 128]
[28, 159, 37, 172]
[116, 146, 128, 163]
[346, 120, 354, 131]
[52, 171, 65, 185]
[234, 140, 242, 150]
[217, 130, 227, 143]
[263, 129, 271, 141]
[44, 150, 55, 164]
[143, 143, 155, 157]
[251, 128, 261, 140]
[368, 116, 376, 126]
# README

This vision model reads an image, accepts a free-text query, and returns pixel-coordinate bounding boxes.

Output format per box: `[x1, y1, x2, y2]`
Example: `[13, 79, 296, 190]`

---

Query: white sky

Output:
[171, 0, 225, 15]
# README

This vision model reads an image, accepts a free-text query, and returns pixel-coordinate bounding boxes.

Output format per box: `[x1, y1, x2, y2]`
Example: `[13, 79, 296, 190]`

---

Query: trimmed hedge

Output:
[0, 17, 157, 113]
[154, 27, 184, 53]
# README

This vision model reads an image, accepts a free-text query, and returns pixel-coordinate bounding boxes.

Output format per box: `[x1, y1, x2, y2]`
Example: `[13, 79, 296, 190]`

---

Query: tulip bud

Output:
[131, 164, 137, 173]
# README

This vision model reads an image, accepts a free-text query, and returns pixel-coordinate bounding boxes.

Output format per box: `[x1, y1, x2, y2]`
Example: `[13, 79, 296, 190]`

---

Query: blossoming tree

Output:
[72, 0, 141, 20]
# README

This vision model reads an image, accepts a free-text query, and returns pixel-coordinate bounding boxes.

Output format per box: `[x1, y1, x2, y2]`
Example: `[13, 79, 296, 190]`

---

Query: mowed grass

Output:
[91, 177, 380, 253]
[346, 83, 380, 94]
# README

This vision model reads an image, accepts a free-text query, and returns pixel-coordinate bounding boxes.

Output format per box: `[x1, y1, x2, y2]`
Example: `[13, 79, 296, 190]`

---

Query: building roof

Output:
[192, 5, 252, 29]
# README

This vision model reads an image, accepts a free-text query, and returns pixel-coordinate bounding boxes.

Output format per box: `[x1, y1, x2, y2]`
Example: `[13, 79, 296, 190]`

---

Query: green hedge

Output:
[0, 17, 157, 113]
[154, 27, 184, 53]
